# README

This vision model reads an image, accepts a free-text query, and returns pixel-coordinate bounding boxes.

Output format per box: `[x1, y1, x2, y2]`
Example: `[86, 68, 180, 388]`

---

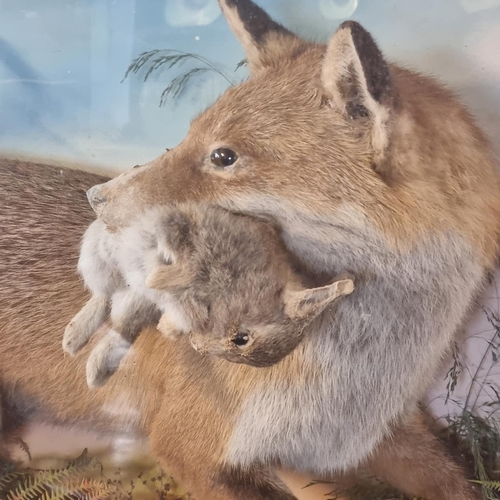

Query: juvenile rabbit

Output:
[63, 204, 353, 386]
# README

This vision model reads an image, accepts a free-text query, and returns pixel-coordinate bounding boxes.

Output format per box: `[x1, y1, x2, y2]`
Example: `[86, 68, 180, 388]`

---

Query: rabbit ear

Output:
[157, 210, 196, 259]
[151, 209, 199, 290]
[146, 262, 196, 291]
[284, 278, 354, 320]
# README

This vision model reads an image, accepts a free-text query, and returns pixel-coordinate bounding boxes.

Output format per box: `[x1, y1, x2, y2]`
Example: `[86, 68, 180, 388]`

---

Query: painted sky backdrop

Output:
[1, 0, 499, 173]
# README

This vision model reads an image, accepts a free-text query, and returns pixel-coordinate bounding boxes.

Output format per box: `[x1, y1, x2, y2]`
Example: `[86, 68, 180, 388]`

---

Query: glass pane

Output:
[2, 1, 500, 498]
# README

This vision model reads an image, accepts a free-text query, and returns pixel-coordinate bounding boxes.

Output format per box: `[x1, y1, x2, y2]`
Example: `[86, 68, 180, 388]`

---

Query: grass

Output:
[122, 49, 247, 106]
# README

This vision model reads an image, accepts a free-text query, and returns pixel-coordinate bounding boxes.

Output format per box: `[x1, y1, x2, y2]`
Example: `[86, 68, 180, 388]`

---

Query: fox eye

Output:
[232, 332, 249, 347]
[211, 148, 238, 168]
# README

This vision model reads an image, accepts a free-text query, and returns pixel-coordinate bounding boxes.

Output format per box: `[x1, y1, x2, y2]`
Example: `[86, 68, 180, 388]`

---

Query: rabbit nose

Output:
[86, 184, 108, 214]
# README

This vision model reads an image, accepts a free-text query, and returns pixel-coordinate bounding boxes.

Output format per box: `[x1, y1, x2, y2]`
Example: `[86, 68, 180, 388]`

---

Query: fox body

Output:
[2, 0, 500, 498]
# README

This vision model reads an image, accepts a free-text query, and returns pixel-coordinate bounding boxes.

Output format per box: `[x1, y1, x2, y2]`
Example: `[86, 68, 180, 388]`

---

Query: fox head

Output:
[86, 0, 500, 268]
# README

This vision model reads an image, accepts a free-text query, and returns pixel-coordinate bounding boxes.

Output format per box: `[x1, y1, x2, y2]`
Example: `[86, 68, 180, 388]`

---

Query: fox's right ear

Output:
[321, 21, 399, 178]
[146, 262, 195, 291]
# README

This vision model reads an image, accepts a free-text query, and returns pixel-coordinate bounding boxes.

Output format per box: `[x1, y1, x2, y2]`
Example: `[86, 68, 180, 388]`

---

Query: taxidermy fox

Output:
[2, 0, 500, 498]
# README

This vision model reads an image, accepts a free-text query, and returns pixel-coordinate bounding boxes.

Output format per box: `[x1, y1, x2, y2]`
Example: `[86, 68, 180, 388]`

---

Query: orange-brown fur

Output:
[2, 0, 500, 496]
[0, 160, 293, 499]
[93, 62, 500, 267]
[1, 160, 483, 499]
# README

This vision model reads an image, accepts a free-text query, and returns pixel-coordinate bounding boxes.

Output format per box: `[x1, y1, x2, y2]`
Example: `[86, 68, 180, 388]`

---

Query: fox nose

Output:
[86, 184, 108, 214]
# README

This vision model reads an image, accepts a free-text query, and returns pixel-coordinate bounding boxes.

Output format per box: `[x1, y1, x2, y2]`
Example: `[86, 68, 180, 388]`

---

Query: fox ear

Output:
[218, 0, 305, 73]
[321, 21, 399, 175]
[146, 262, 195, 291]
[284, 278, 354, 320]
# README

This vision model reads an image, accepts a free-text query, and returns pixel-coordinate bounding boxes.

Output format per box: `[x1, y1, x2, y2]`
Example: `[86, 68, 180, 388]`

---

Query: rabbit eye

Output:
[232, 332, 249, 347]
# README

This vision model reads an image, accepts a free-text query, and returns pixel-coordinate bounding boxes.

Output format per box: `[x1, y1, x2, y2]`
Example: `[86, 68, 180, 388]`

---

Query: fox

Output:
[63, 204, 353, 388]
[2, 0, 500, 498]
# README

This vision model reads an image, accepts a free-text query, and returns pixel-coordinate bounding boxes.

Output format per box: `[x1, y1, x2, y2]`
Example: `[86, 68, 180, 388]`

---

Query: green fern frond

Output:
[1, 448, 114, 500]
[0, 471, 23, 490]
[59, 477, 123, 499]
[7, 473, 44, 500]
[471, 480, 500, 492]
[38, 491, 68, 500]
[4, 474, 125, 500]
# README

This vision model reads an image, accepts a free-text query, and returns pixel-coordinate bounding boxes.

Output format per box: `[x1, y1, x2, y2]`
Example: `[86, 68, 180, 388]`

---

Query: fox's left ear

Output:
[218, 0, 307, 74]
[321, 21, 399, 176]
[284, 278, 354, 320]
